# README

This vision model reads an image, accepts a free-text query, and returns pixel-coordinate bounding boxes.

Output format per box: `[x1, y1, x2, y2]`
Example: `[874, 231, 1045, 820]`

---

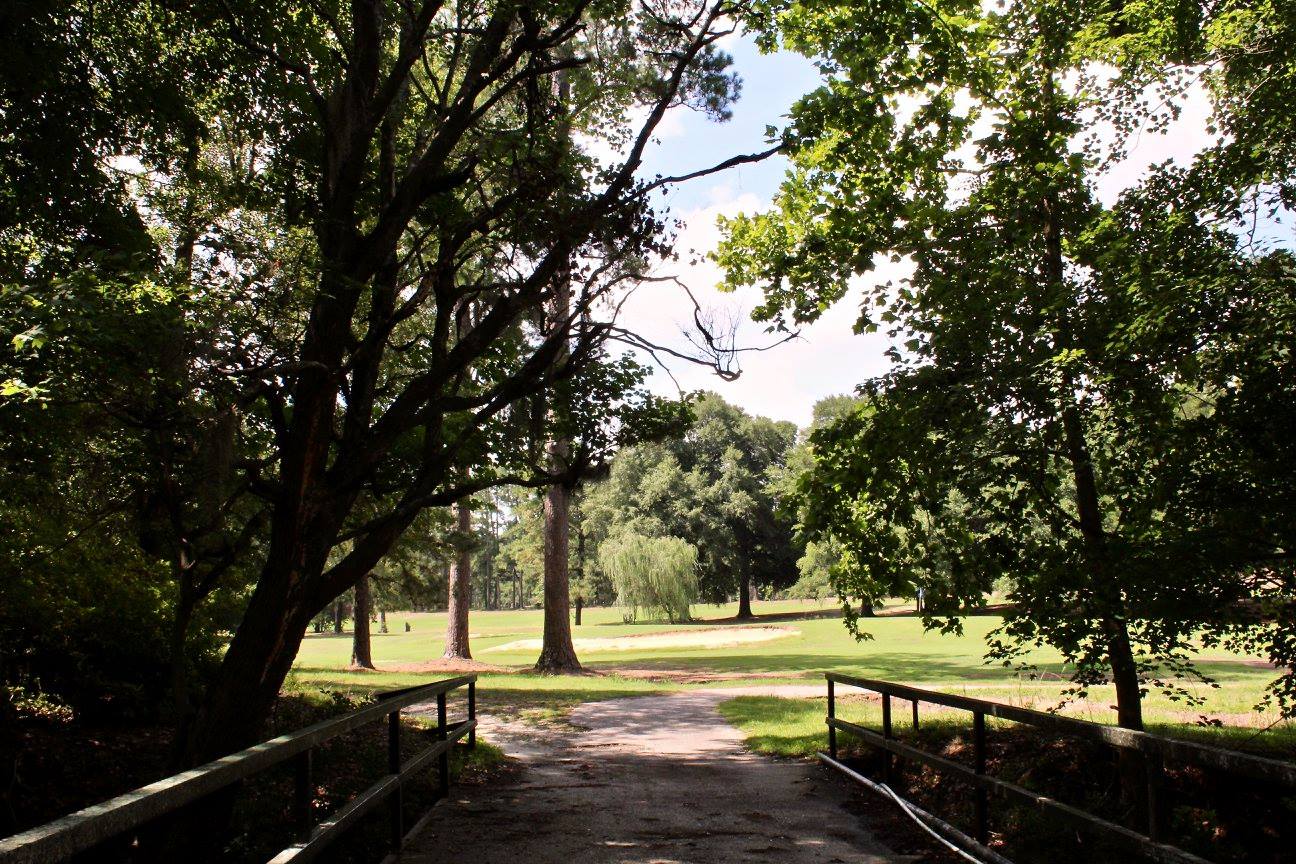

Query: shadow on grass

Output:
[584, 651, 1072, 682]
[721, 693, 1296, 761]
[589, 607, 847, 628]
[716, 695, 829, 758]
[287, 668, 665, 721]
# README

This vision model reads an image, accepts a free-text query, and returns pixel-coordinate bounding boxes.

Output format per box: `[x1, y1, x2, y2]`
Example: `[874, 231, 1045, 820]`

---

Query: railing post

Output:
[882, 693, 893, 784]
[1146, 746, 1166, 842]
[437, 691, 450, 799]
[912, 698, 919, 731]
[973, 710, 988, 845]
[468, 680, 477, 750]
[827, 678, 837, 760]
[293, 748, 313, 843]
[388, 709, 403, 852]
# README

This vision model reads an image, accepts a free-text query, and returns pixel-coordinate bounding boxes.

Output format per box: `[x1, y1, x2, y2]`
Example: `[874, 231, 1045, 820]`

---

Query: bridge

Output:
[3, 674, 1294, 863]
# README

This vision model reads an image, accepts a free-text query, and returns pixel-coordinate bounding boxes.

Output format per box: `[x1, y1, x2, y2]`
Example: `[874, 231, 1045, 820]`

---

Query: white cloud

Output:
[576, 104, 690, 171]
[615, 185, 896, 428]
[1088, 77, 1216, 205]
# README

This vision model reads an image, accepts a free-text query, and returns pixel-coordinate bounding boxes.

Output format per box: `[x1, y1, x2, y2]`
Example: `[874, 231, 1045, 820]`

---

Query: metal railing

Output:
[822, 673, 1296, 864]
[0, 674, 478, 864]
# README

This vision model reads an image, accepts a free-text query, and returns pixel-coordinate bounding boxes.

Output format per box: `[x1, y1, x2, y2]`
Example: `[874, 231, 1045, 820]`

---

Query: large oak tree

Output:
[2, 0, 771, 764]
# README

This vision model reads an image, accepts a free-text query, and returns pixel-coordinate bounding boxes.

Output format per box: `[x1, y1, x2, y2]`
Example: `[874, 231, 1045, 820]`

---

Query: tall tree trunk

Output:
[1061, 386, 1142, 730]
[185, 566, 322, 763]
[169, 555, 195, 712]
[1038, 60, 1142, 732]
[533, 106, 582, 672]
[379, 608, 388, 633]
[573, 517, 585, 598]
[489, 510, 501, 609]
[351, 575, 374, 669]
[536, 474, 581, 672]
[158, 140, 200, 741]
[1103, 614, 1143, 729]
[333, 598, 344, 634]
[443, 498, 473, 660]
[736, 572, 754, 619]
[168, 584, 197, 760]
[1059, 349, 1142, 728]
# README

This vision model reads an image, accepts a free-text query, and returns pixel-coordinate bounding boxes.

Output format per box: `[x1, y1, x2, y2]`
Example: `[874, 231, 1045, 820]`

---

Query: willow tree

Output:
[600, 532, 699, 623]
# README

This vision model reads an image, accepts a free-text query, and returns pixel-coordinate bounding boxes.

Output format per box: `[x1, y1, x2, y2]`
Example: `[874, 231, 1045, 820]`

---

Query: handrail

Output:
[822, 673, 1296, 864]
[826, 673, 1296, 787]
[0, 674, 478, 864]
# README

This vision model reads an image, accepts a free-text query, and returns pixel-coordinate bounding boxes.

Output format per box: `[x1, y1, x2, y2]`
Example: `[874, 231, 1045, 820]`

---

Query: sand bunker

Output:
[484, 625, 798, 654]
[382, 657, 513, 674]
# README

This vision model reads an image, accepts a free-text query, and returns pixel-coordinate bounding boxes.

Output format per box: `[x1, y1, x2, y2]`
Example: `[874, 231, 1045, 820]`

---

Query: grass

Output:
[718, 691, 1296, 761]
[291, 598, 1290, 735]
[285, 600, 1294, 864]
[716, 695, 834, 757]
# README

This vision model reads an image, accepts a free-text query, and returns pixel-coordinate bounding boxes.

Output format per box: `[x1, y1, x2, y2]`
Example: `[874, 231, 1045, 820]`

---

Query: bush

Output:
[598, 532, 698, 623]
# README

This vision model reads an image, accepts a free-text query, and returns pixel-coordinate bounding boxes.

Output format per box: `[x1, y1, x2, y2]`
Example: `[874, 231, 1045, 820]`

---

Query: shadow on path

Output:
[399, 691, 909, 864]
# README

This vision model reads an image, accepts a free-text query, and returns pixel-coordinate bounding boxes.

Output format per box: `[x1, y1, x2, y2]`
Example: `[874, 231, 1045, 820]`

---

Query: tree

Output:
[768, 395, 867, 610]
[442, 499, 474, 660]
[0, 0, 771, 764]
[600, 532, 699, 623]
[583, 393, 799, 616]
[351, 575, 374, 669]
[662, 394, 798, 617]
[1088, 0, 1296, 714]
[536, 250, 582, 672]
[718, 0, 1295, 730]
[0, 0, 271, 739]
[787, 541, 835, 603]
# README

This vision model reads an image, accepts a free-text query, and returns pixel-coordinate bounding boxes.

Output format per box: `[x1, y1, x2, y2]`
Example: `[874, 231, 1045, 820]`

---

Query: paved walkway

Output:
[399, 690, 908, 864]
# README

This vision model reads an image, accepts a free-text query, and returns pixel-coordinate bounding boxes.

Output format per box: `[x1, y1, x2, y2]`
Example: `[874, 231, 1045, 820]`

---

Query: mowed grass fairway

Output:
[288, 599, 1294, 747]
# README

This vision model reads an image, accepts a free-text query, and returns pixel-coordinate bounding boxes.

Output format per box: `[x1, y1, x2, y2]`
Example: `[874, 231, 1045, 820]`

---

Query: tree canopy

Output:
[718, 0, 1296, 726]
[583, 392, 799, 618]
[0, 0, 766, 761]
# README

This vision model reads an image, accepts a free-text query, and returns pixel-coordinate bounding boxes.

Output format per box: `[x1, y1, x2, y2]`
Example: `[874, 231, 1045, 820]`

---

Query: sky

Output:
[609, 35, 1220, 430]
[605, 37, 889, 430]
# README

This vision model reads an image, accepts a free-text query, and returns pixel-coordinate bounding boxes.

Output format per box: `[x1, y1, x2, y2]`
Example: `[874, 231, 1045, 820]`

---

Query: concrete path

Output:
[398, 690, 907, 864]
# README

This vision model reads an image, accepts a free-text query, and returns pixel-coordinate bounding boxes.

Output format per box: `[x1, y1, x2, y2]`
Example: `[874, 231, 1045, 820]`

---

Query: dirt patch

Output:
[382, 657, 514, 674]
[1194, 655, 1282, 669]
[483, 625, 799, 654]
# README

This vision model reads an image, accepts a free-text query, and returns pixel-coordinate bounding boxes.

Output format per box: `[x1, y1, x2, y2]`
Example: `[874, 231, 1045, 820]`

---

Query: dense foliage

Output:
[599, 532, 699, 623]
[583, 392, 799, 618]
[0, 0, 755, 765]
[718, 0, 1296, 725]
